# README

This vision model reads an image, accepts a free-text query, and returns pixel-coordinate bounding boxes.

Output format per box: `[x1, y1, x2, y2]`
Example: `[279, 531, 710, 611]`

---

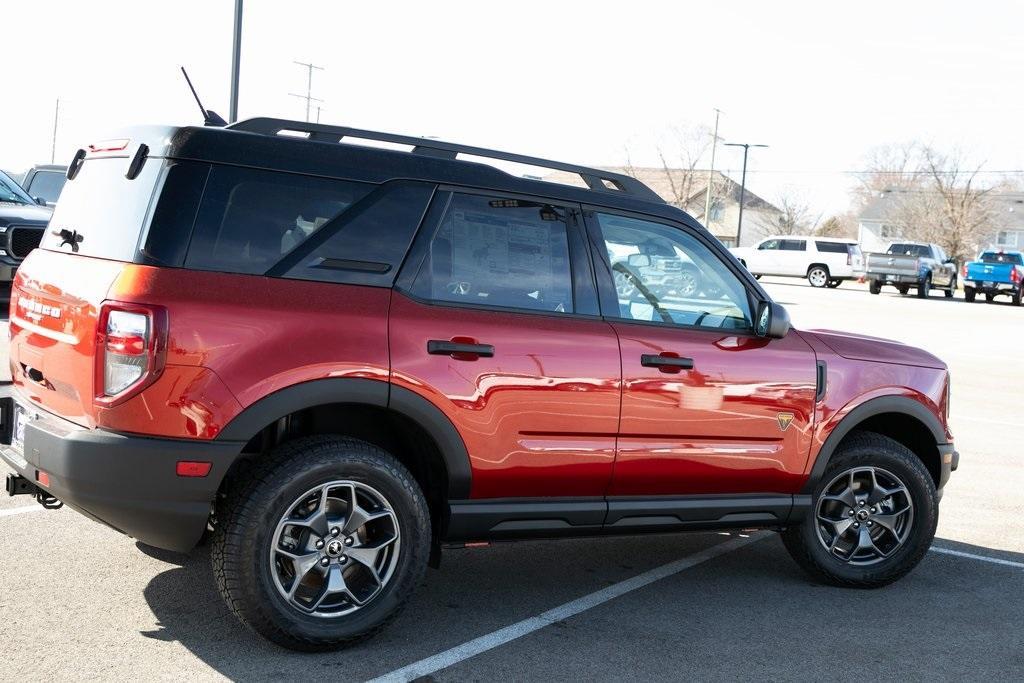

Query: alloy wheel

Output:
[815, 466, 914, 565]
[269, 480, 401, 617]
[808, 267, 828, 287]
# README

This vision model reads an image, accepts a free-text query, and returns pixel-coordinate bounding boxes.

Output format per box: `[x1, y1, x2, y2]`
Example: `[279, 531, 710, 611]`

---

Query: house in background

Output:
[858, 189, 1024, 254]
[542, 167, 783, 247]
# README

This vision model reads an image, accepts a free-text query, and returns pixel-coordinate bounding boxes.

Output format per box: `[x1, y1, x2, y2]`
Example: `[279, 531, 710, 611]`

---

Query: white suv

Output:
[730, 236, 864, 288]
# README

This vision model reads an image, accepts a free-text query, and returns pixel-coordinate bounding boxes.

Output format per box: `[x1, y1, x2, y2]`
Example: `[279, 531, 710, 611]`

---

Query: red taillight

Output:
[961, 264, 968, 278]
[95, 302, 167, 407]
[1013, 268, 1022, 284]
[176, 461, 212, 477]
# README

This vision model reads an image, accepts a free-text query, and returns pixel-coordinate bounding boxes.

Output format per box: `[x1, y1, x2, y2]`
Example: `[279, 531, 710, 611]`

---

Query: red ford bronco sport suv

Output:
[1, 119, 957, 650]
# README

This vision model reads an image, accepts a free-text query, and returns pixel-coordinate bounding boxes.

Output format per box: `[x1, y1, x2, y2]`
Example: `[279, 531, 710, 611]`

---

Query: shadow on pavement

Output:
[140, 533, 1023, 680]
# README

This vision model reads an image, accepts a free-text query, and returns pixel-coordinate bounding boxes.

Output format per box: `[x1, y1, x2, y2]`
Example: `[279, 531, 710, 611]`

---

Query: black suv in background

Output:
[21, 164, 68, 207]
[0, 170, 51, 282]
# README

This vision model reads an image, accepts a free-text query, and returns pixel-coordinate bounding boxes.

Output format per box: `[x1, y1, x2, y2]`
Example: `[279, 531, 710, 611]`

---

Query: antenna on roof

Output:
[180, 67, 227, 127]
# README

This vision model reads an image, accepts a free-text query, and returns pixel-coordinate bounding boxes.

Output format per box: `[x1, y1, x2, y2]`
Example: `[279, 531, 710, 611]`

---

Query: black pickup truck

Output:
[0, 169, 51, 283]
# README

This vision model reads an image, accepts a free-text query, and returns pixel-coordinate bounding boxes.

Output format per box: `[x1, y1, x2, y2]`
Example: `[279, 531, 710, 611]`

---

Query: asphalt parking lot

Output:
[1, 279, 1022, 681]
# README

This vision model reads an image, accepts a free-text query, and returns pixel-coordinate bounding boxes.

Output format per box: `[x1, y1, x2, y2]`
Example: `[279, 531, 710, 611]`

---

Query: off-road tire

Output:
[211, 436, 431, 651]
[782, 431, 938, 588]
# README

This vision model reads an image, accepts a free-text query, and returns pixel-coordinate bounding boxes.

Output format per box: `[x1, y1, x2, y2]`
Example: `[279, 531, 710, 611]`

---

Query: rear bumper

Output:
[867, 273, 921, 285]
[0, 390, 242, 552]
[962, 280, 1017, 293]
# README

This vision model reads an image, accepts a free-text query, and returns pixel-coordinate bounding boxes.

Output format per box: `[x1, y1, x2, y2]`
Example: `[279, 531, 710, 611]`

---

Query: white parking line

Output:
[366, 533, 765, 683]
[930, 546, 1024, 569]
[0, 504, 44, 518]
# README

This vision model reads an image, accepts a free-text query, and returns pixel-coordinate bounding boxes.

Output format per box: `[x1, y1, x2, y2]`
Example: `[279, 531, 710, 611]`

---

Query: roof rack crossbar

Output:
[227, 117, 663, 203]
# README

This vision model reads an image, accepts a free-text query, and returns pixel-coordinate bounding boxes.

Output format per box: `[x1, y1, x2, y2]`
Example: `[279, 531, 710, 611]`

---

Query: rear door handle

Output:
[640, 354, 694, 371]
[427, 340, 495, 358]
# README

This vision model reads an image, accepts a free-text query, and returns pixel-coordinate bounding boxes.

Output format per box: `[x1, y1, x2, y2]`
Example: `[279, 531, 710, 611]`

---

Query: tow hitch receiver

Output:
[5, 473, 64, 509]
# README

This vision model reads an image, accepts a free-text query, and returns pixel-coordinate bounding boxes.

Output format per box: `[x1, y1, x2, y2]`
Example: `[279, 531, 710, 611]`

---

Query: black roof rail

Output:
[226, 117, 664, 204]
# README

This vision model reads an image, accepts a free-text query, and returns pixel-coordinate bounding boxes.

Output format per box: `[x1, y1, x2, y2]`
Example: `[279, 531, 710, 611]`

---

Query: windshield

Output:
[980, 252, 1023, 265]
[887, 243, 930, 257]
[0, 171, 33, 205]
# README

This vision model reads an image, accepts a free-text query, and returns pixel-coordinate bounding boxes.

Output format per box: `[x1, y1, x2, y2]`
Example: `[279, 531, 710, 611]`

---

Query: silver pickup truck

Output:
[866, 242, 958, 298]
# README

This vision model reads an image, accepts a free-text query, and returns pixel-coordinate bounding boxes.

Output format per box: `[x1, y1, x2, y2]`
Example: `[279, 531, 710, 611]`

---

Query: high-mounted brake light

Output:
[95, 303, 167, 406]
[87, 139, 130, 153]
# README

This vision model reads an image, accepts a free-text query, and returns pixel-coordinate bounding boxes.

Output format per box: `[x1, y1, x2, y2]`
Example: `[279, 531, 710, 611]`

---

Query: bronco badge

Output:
[777, 412, 795, 431]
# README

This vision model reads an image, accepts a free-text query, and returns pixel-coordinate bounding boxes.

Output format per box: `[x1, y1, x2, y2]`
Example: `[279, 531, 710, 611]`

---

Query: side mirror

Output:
[755, 301, 790, 339]
[627, 254, 651, 268]
[944, 258, 956, 265]
[35, 196, 47, 206]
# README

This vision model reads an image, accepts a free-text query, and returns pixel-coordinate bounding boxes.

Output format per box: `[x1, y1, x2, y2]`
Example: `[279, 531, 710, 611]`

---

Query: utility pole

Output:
[50, 98, 60, 164]
[702, 108, 722, 227]
[724, 141, 768, 247]
[229, 0, 243, 122]
[290, 61, 324, 122]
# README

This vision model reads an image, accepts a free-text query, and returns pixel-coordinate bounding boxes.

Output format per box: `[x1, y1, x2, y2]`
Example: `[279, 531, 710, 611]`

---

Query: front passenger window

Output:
[411, 194, 574, 314]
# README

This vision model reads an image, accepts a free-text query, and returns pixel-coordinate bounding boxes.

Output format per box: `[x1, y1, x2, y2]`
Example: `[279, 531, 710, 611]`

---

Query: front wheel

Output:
[211, 436, 431, 651]
[782, 432, 938, 587]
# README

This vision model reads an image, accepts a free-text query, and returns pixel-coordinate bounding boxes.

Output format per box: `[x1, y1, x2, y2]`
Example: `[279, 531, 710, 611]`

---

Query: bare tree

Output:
[815, 214, 858, 238]
[870, 145, 997, 261]
[759, 190, 816, 236]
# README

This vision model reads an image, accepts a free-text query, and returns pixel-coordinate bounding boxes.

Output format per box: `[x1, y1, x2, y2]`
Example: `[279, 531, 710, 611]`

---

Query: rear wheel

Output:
[808, 265, 830, 288]
[212, 436, 431, 651]
[782, 432, 938, 587]
[964, 286, 976, 302]
[869, 280, 881, 295]
[916, 277, 931, 298]
[826, 279, 842, 289]
[1013, 287, 1022, 306]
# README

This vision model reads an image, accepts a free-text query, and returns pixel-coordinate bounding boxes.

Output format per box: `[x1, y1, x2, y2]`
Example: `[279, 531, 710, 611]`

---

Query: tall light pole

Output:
[290, 61, 324, 122]
[229, 0, 243, 122]
[724, 142, 768, 247]
[50, 98, 60, 163]
[702, 108, 722, 227]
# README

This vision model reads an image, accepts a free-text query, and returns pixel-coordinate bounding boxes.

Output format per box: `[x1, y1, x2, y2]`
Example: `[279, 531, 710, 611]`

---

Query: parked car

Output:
[865, 242, 957, 298]
[21, 164, 68, 207]
[2, 119, 956, 650]
[730, 236, 864, 288]
[961, 250, 1023, 305]
[0, 169, 51, 283]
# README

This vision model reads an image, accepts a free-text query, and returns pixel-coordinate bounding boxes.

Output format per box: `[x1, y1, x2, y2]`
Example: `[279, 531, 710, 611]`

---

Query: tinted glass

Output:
[411, 194, 573, 314]
[0, 171, 33, 204]
[280, 181, 434, 287]
[42, 157, 164, 261]
[27, 171, 66, 203]
[815, 241, 849, 254]
[758, 239, 780, 250]
[185, 166, 372, 275]
[980, 251, 1023, 265]
[597, 213, 752, 330]
[780, 239, 806, 251]
[887, 243, 930, 257]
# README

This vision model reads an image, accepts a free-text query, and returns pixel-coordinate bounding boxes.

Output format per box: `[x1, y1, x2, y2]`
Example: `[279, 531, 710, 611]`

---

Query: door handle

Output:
[427, 339, 495, 358]
[640, 354, 694, 371]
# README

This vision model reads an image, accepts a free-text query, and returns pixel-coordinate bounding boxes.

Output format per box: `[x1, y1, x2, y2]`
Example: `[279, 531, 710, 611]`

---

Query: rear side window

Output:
[779, 239, 806, 251]
[185, 166, 372, 275]
[410, 193, 574, 314]
[815, 241, 848, 254]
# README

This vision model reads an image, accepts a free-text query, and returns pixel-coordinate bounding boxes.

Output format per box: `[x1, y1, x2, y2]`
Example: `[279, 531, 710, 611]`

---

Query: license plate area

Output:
[11, 403, 26, 453]
[982, 281, 994, 288]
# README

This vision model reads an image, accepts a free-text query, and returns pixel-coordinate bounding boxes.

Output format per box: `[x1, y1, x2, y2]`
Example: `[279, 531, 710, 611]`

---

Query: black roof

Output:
[164, 118, 699, 226]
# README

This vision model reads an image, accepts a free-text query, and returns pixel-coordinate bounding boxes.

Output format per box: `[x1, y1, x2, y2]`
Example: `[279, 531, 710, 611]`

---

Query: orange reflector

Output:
[176, 461, 212, 477]
[37, 470, 50, 487]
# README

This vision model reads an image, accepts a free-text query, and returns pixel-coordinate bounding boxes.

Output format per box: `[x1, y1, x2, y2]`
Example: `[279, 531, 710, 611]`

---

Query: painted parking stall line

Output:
[367, 533, 766, 683]
[0, 504, 45, 518]
[930, 546, 1024, 569]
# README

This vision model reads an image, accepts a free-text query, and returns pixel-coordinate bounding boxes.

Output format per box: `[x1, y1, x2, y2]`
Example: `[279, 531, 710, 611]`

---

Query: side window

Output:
[27, 171, 66, 202]
[780, 239, 806, 251]
[758, 239, 780, 250]
[410, 193, 574, 314]
[595, 213, 753, 330]
[185, 166, 373, 275]
[815, 241, 848, 254]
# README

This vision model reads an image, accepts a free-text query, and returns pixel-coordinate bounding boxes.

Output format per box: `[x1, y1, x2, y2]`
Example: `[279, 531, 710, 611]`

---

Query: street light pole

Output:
[229, 0, 243, 122]
[723, 142, 768, 247]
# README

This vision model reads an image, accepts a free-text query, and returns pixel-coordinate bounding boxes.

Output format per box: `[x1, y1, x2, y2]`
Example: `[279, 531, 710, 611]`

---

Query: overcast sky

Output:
[5, 1, 1023, 216]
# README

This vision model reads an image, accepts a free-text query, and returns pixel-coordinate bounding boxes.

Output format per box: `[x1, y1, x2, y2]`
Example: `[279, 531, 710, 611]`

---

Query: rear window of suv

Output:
[815, 241, 849, 253]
